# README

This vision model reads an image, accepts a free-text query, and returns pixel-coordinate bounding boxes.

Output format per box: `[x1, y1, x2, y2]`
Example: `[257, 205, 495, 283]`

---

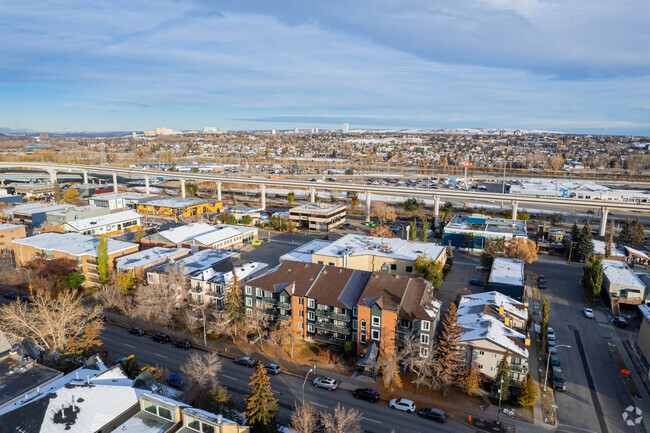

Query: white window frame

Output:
[256, 300, 261, 308]
[420, 334, 429, 345]
[360, 320, 366, 331]
[246, 298, 252, 307]
[308, 299, 315, 308]
[307, 311, 314, 321]
[371, 329, 380, 340]
[307, 323, 314, 332]
[421, 320, 430, 332]
[419, 346, 429, 358]
[353, 306, 358, 316]
[256, 288, 262, 297]
[372, 316, 381, 327]
[299, 322, 304, 330]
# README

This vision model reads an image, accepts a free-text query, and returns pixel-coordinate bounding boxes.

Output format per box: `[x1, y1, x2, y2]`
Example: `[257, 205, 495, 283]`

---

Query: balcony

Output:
[261, 297, 277, 305]
[278, 314, 291, 322]
[396, 325, 412, 334]
[277, 301, 291, 310]
[509, 364, 528, 373]
[313, 334, 347, 346]
[314, 322, 351, 335]
[315, 309, 351, 322]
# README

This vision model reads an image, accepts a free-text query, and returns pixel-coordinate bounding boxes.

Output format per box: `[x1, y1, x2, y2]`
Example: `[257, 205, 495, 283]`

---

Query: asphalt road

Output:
[99, 325, 473, 433]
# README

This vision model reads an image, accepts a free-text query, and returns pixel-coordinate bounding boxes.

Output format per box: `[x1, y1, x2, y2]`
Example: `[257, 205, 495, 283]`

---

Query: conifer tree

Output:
[496, 352, 511, 401]
[96, 235, 109, 286]
[53, 182, 63, 203]
[436, 303, 465, 392]
[605, 220, 614, 258]
[583, 254, 603, 302]
[576, 221, 594, 262]
[620, 218, 632, 244]
[517, 372, 537, 407]
[245, 364, 279, 433]
[420, 217, 429, 242]
[224, 270, 245, 343]
[633, 217, 645, 245]
[570, 220, 580, 245]
[409, 221, 417, 241]
[541, 299, 549, 347]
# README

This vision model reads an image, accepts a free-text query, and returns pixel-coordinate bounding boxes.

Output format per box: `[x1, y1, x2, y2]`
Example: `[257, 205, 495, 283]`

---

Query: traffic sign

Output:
[562, 189, 568, 198]
[551, 403, 558, 408]
[463, 160, 471, 168]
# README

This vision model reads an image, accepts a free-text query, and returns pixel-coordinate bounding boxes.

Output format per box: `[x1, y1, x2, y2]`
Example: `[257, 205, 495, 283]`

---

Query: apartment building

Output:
[12, 233, 138, 287]
[289, 203, 347, 231]
[189, 261, 269, 309]
[115, 246, 191, 280]
[0, 224, 26, 254]
[146, 249, 236, 287]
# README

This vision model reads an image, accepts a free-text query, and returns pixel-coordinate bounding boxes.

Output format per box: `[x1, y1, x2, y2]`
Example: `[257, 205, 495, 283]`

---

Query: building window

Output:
[299, 310, 304, 318]
[246, 298, 252, 307]
[492, 353, 497, 358]
[352, 320, 357, 330]
[419, 347, 429, 358]
[477, 350, 485, 356]
[317, 261, 323, 265]
[390, 264, 397, 271]
[246, 308, 252, 316]
[158, 407, 172, 421]
[143, 401, 157, 415]
[308, 311, 314, 321]
[406, 266, 413, 273]
[353, 306, 357, 316]
[256, 288, 262, 297]
[372, 316, 380, 327]
[352, 331, 357, 340]
[371, 329, 380, 340]
[308, 299, 315, 308]
[299, 322, 304, 329]
[360, 320, 366, 332]
[255, 300, 261, 308]
[420, 334, 429, 345]
[307, 324, 314, 332]
[421, 320, 430, 331]
[298, 298, 304, 305]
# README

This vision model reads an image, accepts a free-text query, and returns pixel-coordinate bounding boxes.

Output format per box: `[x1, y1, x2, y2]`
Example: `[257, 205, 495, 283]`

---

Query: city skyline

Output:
[1, 0, 649, 134]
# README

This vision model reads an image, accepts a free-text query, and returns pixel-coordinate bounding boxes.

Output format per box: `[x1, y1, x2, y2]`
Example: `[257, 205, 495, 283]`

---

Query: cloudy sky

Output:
[1, 0, 649, 134]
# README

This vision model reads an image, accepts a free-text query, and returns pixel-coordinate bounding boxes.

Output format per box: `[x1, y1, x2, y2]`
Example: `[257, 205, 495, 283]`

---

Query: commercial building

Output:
[281, 234, 446, 276]
[510, 179, 650, 203]
[230, 206, 265, 223]
[289, 203, 346, 231]
[591, 239, 626, 261]
[190, 261, 269, 309]
[458, 291, 530, 384]
[142, 222, 258, 251]
[13, 182, 55, 198]
[488, 258, 526, 301]
[624, 246, 650, 266]
[602, 260, 646, 305]
[45, 205, 110, 224]
[64, 210, 142, 236]
[89, 192, 159, 210]
[0, 224, 26, 253]
[75, 183, 113, 198]
[637, 305, 650, 378]
[137, 197, 222, 218]
[12, 233, 138, 287]
[10, 203, 68, 227]
[116, 247, 191, 280]
[0, 194, 22, 205]
[146, 249, 237, 287]
[244, 261, 441, 357]
[443, 214, 527, 249]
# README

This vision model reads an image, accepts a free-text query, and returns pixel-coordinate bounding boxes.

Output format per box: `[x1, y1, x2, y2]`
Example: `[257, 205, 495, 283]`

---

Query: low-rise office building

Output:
[625, 246, 650, 266]
[12, 233, 138, 287]
[0, 194, 22, 205]
[602, 259, 646, 305]
[45, 205, 110, 224]
[142, 222, 258, 251]
[10, 203, 69, 227]
[116, 247, 191, 281]
[13, 182, 55, 198]
[137, 197, 222, 218]
[89, 191, 160, 210]
[230, 206, 265, 223]
[75, 183, 113, 198]
[64, 210, 142, 236]
[0, 224, 26, 254]
[443, 214, 527, 249]
[488, 258, 526, 301]
[289, 203, 346, 231]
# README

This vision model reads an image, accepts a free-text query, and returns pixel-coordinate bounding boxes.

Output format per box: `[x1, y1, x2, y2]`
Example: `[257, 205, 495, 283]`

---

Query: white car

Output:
[583, 308, 595, 319]
[547, 327, 555, 341]
[389, 398, 416, 413]
[312, 377, 337, 391]
[475, 266, 489, 271]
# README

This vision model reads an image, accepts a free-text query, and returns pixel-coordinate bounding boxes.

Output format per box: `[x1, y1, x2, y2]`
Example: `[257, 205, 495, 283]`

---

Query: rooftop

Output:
[151, 249, 236, 277]
[290, 203, 346, 214]
[444, 214, 527, 236]
[65, 210, 141, 231]
[206, 261, 269, 285]
[510, 179, 612, 195]
[603, 260, 645, 289]
[279, 239, 333, 263]
[14, 204, 68, 215]
[0, 223, 25, 231]
[45, 206, 106, 217]
[12, 233, 136, 257]
[116, 247, 190, 269]
[488, 258, 525, 287]
[91, 192, 159, 201]
[592, 239, 625, 257]
[141, 197, 217, 209]
[312, 234, 445, 262]
[149, 223, 252, 246]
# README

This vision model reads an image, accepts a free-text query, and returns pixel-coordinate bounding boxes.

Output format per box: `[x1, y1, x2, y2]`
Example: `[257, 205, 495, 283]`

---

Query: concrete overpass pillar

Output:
[180, 178, 186, 199]
[217, 181, 222, 202]
[433, 196, 440, 227]
[83, 171, 88, 185]
[599, 207, 609, 237]
[144, 176, 150, 194]
[511, 201, 518, 221]
[365, 191, 371, 222]
[261, 184, 266, 209]
[310, 187, 316, 203]
[47, 169, 57, 184]
[112, 172, 118, 193]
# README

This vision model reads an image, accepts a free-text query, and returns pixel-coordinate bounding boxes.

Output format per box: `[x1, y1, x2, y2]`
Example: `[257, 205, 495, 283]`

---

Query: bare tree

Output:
[0, 290, 104, 355]
[133, 281, 177, 326]
[245, 306, 271, 351]
[377, 351, 402, 390]
[181, 351, 223, 389]
[371, 202, 397, 223]
[274, 317, 302, 358]
[289, 404, 319, 433]
[320, 404, 363, 433]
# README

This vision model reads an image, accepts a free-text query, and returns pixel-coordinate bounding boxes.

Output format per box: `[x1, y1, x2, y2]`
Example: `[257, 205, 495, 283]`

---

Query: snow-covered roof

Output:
[625, 246, 650, 261]
[290, 203, 346, 214]
[12, 233, 136, 257]
[217, 262, 268, 285]
[0, 223, 24, 230]
[458, 291, 528, 322]
[14, 204, 68, 215]
[116, 247, 190, 269]
[279, 239, 333, 263]
[155, 222, 216, 244]
[65, 210, 142, 232]
[90, 192, 158, 201]
[592, 239, 625, 257]
[194, 226, 241, 246]
[488, 258, 525, 287]
[141, 197, 216, 209]
[603, 260, 645, 289]
[151, 249, 235, 276]
[312, 234, 445, 262]
[510, 179, 611, 195]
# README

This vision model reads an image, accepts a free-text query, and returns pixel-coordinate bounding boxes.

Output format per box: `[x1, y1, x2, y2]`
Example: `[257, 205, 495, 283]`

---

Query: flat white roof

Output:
[91, 192, 158, 201]
[65, 210, 142, 232]
[510, 179, 611, 194]
[14, 204, 68, 215]
[290, 203, 346, 214]
[603, 260, 645, 289]
[116, 247, 190, 269]
[0, 223, 25, 230]
[280, 239, 333, 263]
[13, 233, 136, 257]
[140, 197, 215, 209]
[152, 249, 235, 276]
[312, 234, 445, 262]
[591, 239, 625, 257]
[488, 258, 525, 287]
[156, 223, 254, 245]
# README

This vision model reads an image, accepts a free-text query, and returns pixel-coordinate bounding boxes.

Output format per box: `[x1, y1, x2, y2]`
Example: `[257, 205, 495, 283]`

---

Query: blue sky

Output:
[1, 0, 649, 134]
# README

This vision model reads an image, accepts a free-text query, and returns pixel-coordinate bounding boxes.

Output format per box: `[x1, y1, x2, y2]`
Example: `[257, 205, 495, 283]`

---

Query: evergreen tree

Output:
[224, 270, 245, 343]
[480, 238, 497, 268]
[541, 299, 549, 348]
[245, 364, 279, 433]
[462, 232, 475, 249]
[576, 221, 594, 262]
[53, 182, 63, 203]
[409, 221, 417, 241]
[570, 220, 580, 245]
[420, 217, 429, 242]
[620, 218, 632, 244]
[287, 192, 295, 204]
[96, 235, 109, 286]
[446, 244, 453, 262]
[633, 217, 645, 245]
[583, 254, 603, 302]
[605, 220, 614, 258]
[496, 352, 511, 401]
[517, 372, 537, 407]
[438, 211, 447, 237]
[436, 303, 465, 391]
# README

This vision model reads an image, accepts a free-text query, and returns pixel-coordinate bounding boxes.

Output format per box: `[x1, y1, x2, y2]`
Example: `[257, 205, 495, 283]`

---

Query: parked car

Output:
[549, 355, 561, 367]
[539, 280, 547, 289]
[469, 279, 484, 286]
[150, 333, 171, 344]
[553, 371, 566, 391]
[19, 295, 32, 303]
[234, 357, 257, 368]
[418, 408, 447, 422]
[352, 388, 380, 403]
[547, 327, 555, 340]
[128, 327, 145, 336]
[166, 374, 184, 389]
[548, 340, 556, 352]
[312, 377, 337, 391]
[3, 293, 17, 300]
[172, 339, 191, 350]
[613, 316, 628, 328]
[263, 363, 281, 375]
[583, 308, 595, 319]
[389, 398, 416, 413]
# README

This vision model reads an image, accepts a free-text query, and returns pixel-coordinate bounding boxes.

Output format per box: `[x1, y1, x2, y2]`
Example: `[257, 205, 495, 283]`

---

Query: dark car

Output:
[263, 363, 281, 375]
[172, 339, 191, 350]
[3, 293, 17, 300]
[549, 355, 561, 367]
[353, 388, 380, 403]
[418, 408, 447, 423]
[539, 280, 547, 289]
[553, 371, 566, 391]
[150, 333, 171, 344]
[166, 374, 184, 389]
[613, 316, 628, 328]
[469, 279, 484, 286]
[128, 327, 145, 336]
[19, 296, 32, 303]
[234, 357, 257, 367]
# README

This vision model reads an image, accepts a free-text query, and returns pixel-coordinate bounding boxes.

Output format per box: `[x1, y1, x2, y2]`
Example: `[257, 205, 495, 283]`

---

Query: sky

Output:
[1, 0, 649, 135]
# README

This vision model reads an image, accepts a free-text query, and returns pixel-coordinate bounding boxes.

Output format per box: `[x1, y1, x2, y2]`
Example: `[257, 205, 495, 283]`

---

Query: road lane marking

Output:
[309, 402, 327, 408]
[362, 417, 381, 424]
[270, 389, 281, 395]
[222, 375, 239, 381]
[123, 344, 135, 348]
[155, 353, 168, 359]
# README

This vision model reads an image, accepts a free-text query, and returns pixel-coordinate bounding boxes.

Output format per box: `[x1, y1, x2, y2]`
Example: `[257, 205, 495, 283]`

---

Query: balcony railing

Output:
[396, 325, 412, 334]
[314, 322, 351, 335]
[315, 309, 351, 321]
[278, 314, 291, 322]
[262, 297, 277, 305]
[509, 364, 528, 373]
[277, 301, 291, 309]
[313, 334, 347, 345]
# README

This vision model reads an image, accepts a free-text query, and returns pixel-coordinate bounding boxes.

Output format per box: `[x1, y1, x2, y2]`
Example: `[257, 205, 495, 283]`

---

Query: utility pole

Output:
[496, 375, 504, 425]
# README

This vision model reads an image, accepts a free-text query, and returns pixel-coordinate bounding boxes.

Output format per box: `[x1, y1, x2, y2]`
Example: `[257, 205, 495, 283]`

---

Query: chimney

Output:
[76, 372, 79, 380]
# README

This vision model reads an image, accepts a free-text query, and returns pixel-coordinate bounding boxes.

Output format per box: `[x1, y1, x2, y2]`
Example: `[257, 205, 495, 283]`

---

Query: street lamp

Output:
[16, 267, 33, 294]
[496, 376, 504, 425]
[544, 345, 571, 391]
[302, 365, 315, 406]
[192, 306, 207, 347]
